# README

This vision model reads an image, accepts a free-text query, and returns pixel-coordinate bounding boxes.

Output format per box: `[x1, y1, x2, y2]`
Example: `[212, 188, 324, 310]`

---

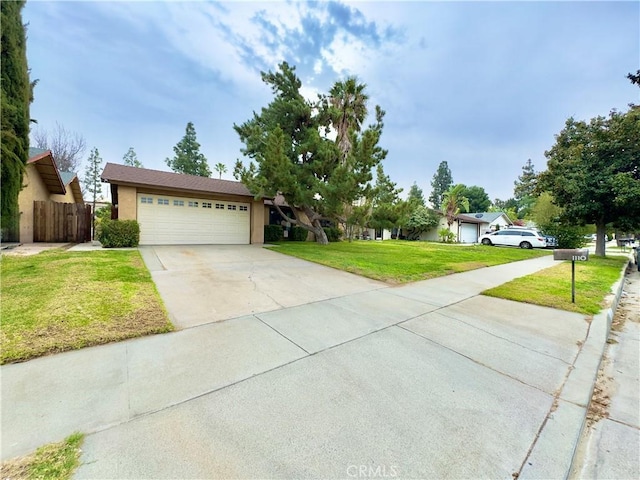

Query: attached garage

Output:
[137, 194, 250, 245]
[459, 222, 479, 244]
[101, 163, 264, 245]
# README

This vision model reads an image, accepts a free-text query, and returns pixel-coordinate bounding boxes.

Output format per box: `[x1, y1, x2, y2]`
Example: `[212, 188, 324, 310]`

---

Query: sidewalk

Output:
[569, 267, 640, 479]
[0, 255, 629, 478]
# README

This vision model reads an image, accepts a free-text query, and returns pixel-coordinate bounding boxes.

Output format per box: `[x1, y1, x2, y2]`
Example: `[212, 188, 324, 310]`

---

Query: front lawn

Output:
[482, 256, 628, 315]
[0, 250, 173, 364]
[0, 433, 84, 480]
[267, 240, 550, 283]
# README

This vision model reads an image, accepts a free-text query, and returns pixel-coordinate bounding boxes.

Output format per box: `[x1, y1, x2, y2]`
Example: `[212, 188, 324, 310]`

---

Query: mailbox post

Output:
[553, 249, 589, 303]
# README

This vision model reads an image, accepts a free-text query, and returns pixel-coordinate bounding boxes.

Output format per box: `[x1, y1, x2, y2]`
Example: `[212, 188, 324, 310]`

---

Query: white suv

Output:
[479, 228, 547, 249]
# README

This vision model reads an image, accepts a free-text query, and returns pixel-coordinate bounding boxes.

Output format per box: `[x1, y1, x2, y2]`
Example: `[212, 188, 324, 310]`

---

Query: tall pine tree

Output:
[513, 159, 537, 218]
[428, 161, 453, 209]
[165, 122, 211, 177]
[83, 148, 103, 239]
[1, 0, 32, 241]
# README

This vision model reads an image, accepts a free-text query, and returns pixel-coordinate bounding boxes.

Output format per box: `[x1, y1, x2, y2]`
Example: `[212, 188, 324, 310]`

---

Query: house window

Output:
[215, 203, 225, 209]
[188, 201, 199, 208]
[202, 202, 212, 209]
[158, 198, 169, 205]
[173, 200, 184, 207]
[239, 205, 248, 212]
[140, 197, 153, 204]
[228, 205, 237, 211]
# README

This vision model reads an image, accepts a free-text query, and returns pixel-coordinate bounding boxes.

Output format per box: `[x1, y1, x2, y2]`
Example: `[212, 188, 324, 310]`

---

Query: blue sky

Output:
[24, 0, 639, 203]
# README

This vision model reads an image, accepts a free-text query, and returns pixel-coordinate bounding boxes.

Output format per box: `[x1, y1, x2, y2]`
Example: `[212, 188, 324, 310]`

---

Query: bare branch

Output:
[30, 122, 86, 172]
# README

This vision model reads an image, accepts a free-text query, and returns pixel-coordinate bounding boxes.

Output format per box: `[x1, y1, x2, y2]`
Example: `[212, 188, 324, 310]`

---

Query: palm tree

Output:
[441, 184, 470, 231]
[329, 77, 368, 162]
[214, 162, 227, 179]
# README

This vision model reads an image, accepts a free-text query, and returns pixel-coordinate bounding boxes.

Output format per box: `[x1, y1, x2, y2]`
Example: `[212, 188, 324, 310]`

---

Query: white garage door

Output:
[459, 223, 478, 243]
[137, 194, 250, 245]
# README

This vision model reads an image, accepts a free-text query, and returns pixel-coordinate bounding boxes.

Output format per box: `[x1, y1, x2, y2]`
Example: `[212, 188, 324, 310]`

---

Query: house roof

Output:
[60, 172, 84, 203]
[101, 163, 253, 198]
[458, 212, 510, 224]
[27, 148, 66, 195]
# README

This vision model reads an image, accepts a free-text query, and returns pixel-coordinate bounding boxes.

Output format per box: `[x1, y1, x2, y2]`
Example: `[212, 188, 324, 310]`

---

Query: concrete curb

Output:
[519, 256, 632, 479]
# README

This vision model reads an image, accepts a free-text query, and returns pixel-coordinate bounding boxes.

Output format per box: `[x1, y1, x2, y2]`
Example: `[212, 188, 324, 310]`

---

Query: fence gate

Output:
[33, 201, 92, 243]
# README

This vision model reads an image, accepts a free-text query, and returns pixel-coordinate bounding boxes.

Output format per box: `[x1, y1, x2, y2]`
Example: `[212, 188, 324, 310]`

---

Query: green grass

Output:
[0, 432, 84, 480]
[482, 256, 628, 315]
[267, 240, 550, 284]
[1, 250, 173, 364]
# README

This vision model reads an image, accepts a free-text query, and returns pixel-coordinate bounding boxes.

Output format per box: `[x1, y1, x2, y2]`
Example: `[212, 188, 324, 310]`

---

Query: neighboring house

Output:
[101, 163, 264, 245]
[457, 212, 513, 243]
[409, 211, 512, 243]
[18, 148, 84, 243]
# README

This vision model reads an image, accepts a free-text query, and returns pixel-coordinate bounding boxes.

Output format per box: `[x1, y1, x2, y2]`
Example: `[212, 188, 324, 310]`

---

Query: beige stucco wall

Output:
[251, 199, 265, 244]
[18, 165, 51, 243]
[50, 189, 76, 204]
[116, 185, 138, 220]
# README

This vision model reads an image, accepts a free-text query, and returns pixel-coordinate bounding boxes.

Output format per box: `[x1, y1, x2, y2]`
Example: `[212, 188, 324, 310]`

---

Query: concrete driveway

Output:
[139, 245, 385, 328]
[1, 249, 611, 479]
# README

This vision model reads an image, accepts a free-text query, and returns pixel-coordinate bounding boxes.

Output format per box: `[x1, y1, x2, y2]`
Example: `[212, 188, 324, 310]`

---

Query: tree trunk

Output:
[595, 221, 606, 256]
[311, 219, 329, 245]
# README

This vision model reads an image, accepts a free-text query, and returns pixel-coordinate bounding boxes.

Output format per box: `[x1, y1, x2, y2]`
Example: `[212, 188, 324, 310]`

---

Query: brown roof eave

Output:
[105, 180, 255, 200]
[28, 150, 66, 195]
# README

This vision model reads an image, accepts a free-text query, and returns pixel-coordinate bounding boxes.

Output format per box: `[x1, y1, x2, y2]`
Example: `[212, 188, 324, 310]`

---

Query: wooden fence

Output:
[33, 201, 92, 243]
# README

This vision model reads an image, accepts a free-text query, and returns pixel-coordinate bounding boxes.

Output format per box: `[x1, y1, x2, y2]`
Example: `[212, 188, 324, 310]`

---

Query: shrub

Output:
[323, 226, 342, 242]
[541, 223, 587, 249]
[438, 228, 456, 243]
[98, 220, 140, 248]
[264, 225, 284, 242]
[290, 226, 308, 241]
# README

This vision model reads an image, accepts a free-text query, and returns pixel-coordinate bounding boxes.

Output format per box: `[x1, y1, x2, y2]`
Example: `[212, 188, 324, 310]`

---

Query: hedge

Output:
[323, 227, 341, 242]
[98, 220, 140, 248]
[264, 225, 284, 242]
[290, 226, 308, 241]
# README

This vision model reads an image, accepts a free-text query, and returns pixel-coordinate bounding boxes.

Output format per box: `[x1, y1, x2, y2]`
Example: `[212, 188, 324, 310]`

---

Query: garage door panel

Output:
[137, 194, 250, 245]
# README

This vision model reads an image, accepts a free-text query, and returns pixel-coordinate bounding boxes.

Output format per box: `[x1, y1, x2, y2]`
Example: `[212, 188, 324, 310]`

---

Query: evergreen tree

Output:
[234, 62, 386, 244]
[513, 159, 537, 217]
[165, 122, 211, 177]
[370, 165, 403, 231]
[123, 147, 143, 168]
[407, 182, 425, 207]
[1, 0, 32, 241]
[428, 161, 453, 209]
[83, 148, 103, 239]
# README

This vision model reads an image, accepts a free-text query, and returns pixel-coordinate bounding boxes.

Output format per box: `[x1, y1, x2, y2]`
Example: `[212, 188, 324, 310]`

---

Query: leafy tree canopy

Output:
[234, 62, 387, 244]
[405, 206, 440, 240]
[166, 122, 211, 177]
[538, 107, 640, 255]
[428, 161, 453, 209]
[460, 185, 491, 212]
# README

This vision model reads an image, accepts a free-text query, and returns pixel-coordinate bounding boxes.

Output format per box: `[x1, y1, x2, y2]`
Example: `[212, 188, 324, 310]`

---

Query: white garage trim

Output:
[137, 193, 250, 245]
